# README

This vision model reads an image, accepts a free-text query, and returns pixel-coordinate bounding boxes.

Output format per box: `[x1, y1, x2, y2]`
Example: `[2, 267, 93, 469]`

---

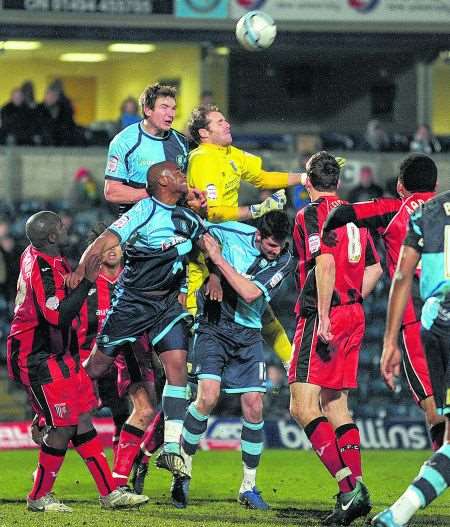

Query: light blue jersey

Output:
[105, 122, 188, 189]
[405, 190, 450, 330]
[108, 196, 205, 293]
[200, 221, 295, 329]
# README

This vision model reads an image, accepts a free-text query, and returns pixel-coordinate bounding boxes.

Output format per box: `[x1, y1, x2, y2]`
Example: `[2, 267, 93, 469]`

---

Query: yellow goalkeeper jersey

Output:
[186, 142, 289, 314]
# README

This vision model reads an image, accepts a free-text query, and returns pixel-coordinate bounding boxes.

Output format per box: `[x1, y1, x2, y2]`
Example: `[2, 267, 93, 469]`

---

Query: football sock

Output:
[162, 384, 187, 454]
[181, 403, 208, 456]
[241, 419, 264, 470]
[141, 410, 164, 455]
[390, 443, 450, 525]
[335, 423, 362, 480]
[112, 423, 144, 487]
[112, 435, 120, 465]
[73, 429, 116, 497]
[29, 442, 66, 500]
[261, 317, 291, 363]
[304, 416, 356, 493]
[429, 421, 445, 451]
[240, 464, 257, 494]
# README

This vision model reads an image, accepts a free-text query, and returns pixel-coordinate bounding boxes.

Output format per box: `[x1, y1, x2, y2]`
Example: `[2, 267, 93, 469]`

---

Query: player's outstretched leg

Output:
[372, 442, 450, 527]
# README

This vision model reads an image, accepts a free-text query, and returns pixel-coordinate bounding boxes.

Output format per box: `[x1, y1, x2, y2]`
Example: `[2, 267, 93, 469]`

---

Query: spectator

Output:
[0, 88, 35, 145]
[364, 119, 391, 152]
[21, 80, 37, 110]
[0, 219, 20, 301]
[36, 87, 77, 146]
[68, 167, 101, 211]
[118, 97, 141, 131]
[410, 124, 441, 154]
[348, 166, 384, 203]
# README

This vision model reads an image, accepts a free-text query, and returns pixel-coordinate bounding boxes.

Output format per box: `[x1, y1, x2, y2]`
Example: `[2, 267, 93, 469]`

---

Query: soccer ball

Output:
[235, 11, 277, 51]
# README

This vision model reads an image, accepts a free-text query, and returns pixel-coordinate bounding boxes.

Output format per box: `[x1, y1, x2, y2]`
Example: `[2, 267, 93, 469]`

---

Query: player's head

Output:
[26, 211, 68, 252]
[305, 151, 340, 193]
[147, 160, 187, 201]
[88, 222, 122, 269]
[188, 105, 232, 146]
[256, 211, 291, 260]
[397, 154, 437, 196]
[139, 83, 177, 134]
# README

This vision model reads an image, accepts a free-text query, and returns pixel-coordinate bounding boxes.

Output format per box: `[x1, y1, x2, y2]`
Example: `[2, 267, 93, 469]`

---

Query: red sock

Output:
[142, 411, 164, 455]
[112, 435, 120, 465]
[305, 417, 356, 493]
[113, 423, 144, 487]
[29, 443, 66, 500]
[73, 430, 116, 497]
[336, 423, 362, 480]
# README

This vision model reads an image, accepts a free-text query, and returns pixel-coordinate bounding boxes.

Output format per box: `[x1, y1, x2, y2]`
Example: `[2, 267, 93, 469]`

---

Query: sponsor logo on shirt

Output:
[206, 184, 217, 200]
[107, 156, 119, 173]
[269, 271, 283, 288]
[45, 296, 60, 310]
[88, 288, 96, 296]
[308, 234, 320, 254]
[162, 236, 188, 251]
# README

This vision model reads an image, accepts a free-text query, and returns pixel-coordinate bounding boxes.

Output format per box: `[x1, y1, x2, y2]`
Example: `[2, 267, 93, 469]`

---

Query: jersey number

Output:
[347, 223, 362, 263]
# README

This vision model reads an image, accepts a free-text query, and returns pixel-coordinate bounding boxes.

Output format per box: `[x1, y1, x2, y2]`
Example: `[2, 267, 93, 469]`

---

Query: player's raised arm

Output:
[202, 233, 262, 303]
[104, 179, 148, 204]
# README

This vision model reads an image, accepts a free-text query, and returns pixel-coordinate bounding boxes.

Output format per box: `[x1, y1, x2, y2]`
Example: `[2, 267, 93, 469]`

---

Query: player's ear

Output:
[198, 127, 209, 141]
[255, 230, 261, 244]
[143, 105, 152, 118]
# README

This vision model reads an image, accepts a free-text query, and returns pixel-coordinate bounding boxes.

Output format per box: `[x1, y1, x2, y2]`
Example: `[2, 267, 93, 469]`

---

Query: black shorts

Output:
[97, 286, 191, 357]
[421, 319, 450, 417]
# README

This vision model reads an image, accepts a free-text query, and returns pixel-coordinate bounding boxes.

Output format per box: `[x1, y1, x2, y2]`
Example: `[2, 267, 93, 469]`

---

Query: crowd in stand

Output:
[1, 80, 449, 152]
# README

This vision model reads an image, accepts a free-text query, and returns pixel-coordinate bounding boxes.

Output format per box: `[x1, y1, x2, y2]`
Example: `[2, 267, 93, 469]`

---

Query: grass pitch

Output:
[0, 449, 448, 526]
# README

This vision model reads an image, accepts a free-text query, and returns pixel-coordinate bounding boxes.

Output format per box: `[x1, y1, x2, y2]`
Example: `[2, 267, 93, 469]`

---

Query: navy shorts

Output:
[193, 321, 266, 394]
[98, 287, 191, 357]
[421, 318, 450, 417]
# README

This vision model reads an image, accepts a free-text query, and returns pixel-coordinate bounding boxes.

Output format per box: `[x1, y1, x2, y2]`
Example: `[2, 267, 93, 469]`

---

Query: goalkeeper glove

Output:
[250, 189, 286, 219]
[336, 156, 346, 169]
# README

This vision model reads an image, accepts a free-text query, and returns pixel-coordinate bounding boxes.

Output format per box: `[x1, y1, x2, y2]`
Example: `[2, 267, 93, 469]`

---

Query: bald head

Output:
[146, 161, 178, 194]
[26, 211, 61, 249]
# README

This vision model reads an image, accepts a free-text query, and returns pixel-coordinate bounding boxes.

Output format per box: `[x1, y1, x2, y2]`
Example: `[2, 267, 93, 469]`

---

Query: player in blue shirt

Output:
[72, 161, 205, 479]
[104, 83, 189, 214]
[175, 211, 295, 510]
[373, 190, 450, 527]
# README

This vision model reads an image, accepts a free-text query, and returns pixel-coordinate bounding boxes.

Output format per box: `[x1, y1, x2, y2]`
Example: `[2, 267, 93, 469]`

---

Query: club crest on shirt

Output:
[206, 184, 217, 200]
[54, 403, 68, 418]
[107, 156, 119, 173]
[46, 296, 60, 310]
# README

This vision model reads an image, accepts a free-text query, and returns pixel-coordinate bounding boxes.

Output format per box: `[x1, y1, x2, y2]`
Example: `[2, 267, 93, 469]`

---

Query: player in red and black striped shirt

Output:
[323, 154, 445, 449]
[289, 152, 382, 526]
[7, 211, 148, 511]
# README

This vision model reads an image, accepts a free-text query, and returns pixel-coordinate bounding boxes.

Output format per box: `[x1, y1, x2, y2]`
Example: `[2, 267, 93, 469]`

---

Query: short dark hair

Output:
[188, 104, 220, 144]
[399, 154, 437, 192]
[258, 211, 291, 243]
[139, 83, 177, 116]
[307, 151, 340, 191]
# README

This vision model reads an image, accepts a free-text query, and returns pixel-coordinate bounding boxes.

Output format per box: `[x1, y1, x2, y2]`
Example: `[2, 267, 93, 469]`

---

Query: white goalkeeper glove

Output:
[250, 189, 287, 219]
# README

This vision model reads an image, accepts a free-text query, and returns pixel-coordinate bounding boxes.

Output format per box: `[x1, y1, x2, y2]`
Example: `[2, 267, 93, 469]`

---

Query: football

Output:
[235, 11, 277, 51]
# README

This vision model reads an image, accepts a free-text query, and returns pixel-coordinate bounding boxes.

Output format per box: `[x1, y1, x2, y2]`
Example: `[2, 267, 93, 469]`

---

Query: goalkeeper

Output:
[186, 105, 309, 367]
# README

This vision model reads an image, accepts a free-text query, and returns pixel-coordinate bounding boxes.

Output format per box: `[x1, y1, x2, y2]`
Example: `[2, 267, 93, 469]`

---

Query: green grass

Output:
[0, 449, 448, 526]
